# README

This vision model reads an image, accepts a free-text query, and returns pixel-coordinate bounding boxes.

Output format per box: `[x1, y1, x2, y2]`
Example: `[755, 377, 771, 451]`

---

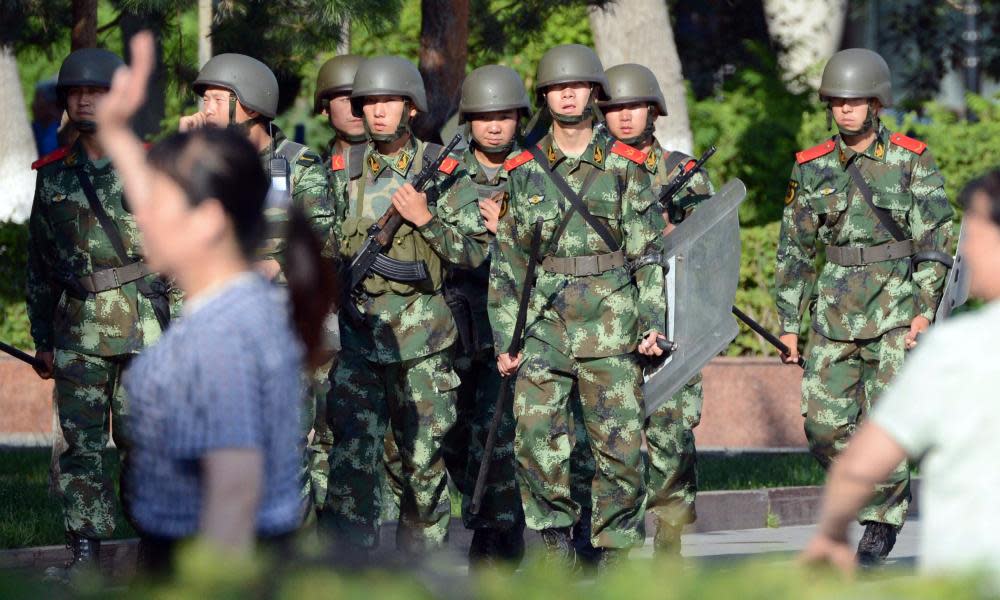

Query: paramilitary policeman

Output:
[488, 44, 667, 570]
[180, 53, 335, 517]
[774, 48, 954, 566]
[323, 56, 488, 554]
[26, 48, 174, 576]
[598, 62, 713, 557]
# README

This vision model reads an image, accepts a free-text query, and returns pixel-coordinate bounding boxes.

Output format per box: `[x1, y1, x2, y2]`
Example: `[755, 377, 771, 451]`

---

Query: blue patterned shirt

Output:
[124, 273, 306, 538]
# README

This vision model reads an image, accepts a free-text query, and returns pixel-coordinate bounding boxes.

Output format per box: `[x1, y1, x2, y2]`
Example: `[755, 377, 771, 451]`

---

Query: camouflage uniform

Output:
[324, 136, 488, 551]
[774, 124, 954, 527]
[255, 126, 335, 515]
[570, 139, 713, 548]
[489, 127, 665, 550]
[26, 142, 167, 538]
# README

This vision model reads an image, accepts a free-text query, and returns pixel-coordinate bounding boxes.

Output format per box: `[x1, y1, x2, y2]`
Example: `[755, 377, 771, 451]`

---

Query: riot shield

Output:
[643, 179, 746, 416]
[936, 219, 970, 322]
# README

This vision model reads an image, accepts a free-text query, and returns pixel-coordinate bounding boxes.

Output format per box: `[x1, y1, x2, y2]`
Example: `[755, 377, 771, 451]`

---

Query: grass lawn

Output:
[1, 448, 827, 550]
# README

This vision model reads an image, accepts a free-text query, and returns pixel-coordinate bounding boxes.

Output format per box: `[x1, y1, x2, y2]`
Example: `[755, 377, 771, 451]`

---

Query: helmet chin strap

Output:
[335, 129, 368, 144]
[829, 99, 879, 137]
[549, 85, 597, 125]
[227, 93, 264, 133]
[617, 107, 656, 146]
[364, 100, 412, 143]
[75, 120, 97, 133]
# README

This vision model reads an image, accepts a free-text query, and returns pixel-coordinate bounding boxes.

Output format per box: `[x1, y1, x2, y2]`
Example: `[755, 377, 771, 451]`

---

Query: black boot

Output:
[856, 521, 898, 567]
[572, 509, 603, 568]
[468, 528, 499, 566]
[496, 520, 526, 565]
[46, 532, 101, 582]
[539, 527, 576, 570]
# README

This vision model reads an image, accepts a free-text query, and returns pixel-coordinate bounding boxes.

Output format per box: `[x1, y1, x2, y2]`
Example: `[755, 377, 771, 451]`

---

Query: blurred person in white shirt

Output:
[802, 169, 1000, 581]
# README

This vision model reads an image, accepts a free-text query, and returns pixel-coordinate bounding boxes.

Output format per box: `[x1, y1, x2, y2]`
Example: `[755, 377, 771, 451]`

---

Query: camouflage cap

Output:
[819, 48, 892, 107]
[194, 53, 279, 118]
[314, 54, 366, 114]
[599, 63, 667, 116]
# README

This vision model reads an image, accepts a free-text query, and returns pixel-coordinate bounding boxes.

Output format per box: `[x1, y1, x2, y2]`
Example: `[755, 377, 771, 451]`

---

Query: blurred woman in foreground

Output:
[94, 31, 335, 573]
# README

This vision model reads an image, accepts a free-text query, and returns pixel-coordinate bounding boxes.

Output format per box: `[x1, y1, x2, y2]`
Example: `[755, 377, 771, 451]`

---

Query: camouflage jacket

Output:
[329, 136, 488, 364]
[643, 140, 714, 222]
[444, 146, 515, 352]
[25, 141, 163, 355]
[774, 124, 954, 341]
[257, 128, 336, 276]
[488, 127, 666, 359]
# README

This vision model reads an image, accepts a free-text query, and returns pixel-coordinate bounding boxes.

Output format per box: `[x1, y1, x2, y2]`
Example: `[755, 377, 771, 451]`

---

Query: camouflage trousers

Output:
[324, 348, 458, 551]
[385, 347, 524, 531]
[572, 375, 703, 539]
[52, 349, 132, 539]
[303, 358, 336, 521]
[514, 337, 646, 549]
[802, 329, 910, 528]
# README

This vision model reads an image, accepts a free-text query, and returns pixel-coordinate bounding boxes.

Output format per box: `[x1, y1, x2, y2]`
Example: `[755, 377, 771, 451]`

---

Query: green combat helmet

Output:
[315, 54, 367, 142]
[314, 54, 366, 114]
[459, 64, 531, 154]
[599, 63, 667, 146]
[193, 53, 279, 125]
[350, 55, 427, 143]
[56, 48, 124, 131]
[819, 48, 892, 136]
[534, 44, 608, 124]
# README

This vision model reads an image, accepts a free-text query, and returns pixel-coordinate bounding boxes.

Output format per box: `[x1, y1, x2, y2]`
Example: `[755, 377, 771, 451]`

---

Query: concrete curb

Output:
[1, 480, 921, 571]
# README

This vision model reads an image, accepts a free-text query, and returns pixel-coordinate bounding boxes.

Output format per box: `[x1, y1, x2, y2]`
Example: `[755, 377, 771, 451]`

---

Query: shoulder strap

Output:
[846, 159, 907, 242]
[526, 146, 620, 252]
[275, 140, 308, 165]
[660, 152, 687, 179]
[72, 167, 170, 330]
[348, 143, 366, 180]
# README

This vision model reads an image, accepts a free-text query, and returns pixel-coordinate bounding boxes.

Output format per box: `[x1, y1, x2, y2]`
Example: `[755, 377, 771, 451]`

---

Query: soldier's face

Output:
[200, 86, 254, 128]
[362, 95, 415, 135]
[544, 82, 592, 116]
[326, 93, 364, 137]
[964, 192, 1000, 300]
[604, 102, 651, 141]
[65, 86, 108, 125]
[830, 97, 877, 132]
[469, 110, 519, 150]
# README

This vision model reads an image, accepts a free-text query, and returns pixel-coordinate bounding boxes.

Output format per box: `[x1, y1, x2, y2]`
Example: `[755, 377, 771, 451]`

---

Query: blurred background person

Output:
[94, 32, 336, 574]
[802, 169, 1000, 582]
[31, 79, 61, 156]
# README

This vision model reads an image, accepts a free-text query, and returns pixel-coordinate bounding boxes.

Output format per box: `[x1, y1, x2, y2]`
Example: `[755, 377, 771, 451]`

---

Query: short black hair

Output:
[958, 169, 1000, 228]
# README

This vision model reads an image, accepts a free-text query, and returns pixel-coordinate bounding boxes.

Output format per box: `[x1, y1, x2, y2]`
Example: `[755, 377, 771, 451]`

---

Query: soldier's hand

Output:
[497, 352, 522, 376]
[179, 112, 210, 132]
[779, 333, 800, 365]
[95, 30, 155, 130]
[391, 184, 432, 227]
[799, 533, 857, 576]
[479, 195, 502, 234]
[638, 331, 667, 356]
[904, 315, 930, 350]
[34, 351, 54, 380]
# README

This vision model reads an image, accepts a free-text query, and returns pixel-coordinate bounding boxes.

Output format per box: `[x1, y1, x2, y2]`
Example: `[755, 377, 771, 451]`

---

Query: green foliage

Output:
[731, 223, 781, 357]
[0, 222, 31, 350]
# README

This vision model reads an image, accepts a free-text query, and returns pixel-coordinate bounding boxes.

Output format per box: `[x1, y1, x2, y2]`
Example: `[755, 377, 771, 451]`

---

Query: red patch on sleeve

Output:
[31, 147, 69, 170]
[795, 139, 837, 165]
[610, 140, 646, 164]
[330, 154, 346, 171]
[889, 133, 927, 155]
[503, 150, 535, 172]
[438, 156, 459, 175]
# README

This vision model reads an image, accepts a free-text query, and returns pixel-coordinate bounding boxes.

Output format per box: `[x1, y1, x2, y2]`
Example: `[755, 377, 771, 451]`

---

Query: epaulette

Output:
[503, 150, 535, 172]
[330, 154, 346, 172]
[439, 156, 460, 175]
[296, 151, 321, 167]
[610, 140, 646, 164]
[889, 132, 927, 155]
[31, 147, 70, 170]
[795, 139, 836, 165]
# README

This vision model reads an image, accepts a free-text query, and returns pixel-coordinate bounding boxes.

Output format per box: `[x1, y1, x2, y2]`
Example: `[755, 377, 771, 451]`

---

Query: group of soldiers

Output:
[25, 33, 955, 578]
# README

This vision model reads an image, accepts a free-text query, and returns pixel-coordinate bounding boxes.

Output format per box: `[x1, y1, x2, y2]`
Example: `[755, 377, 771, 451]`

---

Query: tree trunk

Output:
[71, 0, 98, 50]
[413, 0, 469, 144]
[588, 0, 693, 154]
[763, 0, 847, 90]
[0, 46, 38, 223]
